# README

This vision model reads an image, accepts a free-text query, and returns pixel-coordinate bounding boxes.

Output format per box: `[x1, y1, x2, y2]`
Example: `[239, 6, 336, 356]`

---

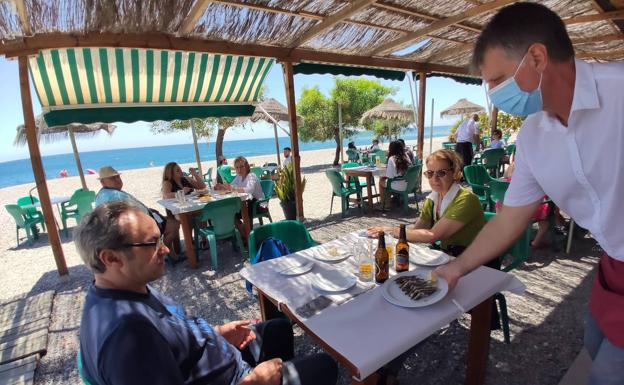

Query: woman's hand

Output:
[367, 226, 394, 238]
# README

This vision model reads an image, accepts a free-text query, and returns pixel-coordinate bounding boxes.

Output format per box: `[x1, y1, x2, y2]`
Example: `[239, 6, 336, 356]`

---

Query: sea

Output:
[0, 125, 452, 189]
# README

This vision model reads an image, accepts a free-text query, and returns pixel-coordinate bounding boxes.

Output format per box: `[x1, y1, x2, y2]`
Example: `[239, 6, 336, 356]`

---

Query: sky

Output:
[0, 56, 488, 162]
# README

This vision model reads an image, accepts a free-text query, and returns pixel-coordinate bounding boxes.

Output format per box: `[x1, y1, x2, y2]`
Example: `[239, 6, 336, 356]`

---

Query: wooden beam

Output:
[179, 0, 213, 35]
[563, 9, 624, 25]
[371, 0, 515, 55]
[417, 72, 426, 161]
[577, 50, 624, 59]
[0, 33, 473, 76]
[287, 0, 376, 48]
[13, 0, 31, 36]
[572, 33, 624, 44]
[373, 1, 482, 33]
[282, 62, 305, 221]
[18, 56, 68, 277]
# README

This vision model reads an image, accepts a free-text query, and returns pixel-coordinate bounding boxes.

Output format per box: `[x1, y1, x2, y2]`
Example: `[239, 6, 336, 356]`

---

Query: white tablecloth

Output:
[241, 232, 525, 380]
[157, 191, 251, 215]
[345, 165, 386, 177]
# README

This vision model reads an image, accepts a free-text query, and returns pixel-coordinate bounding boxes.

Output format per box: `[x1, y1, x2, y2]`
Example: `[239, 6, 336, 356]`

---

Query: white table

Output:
[158, 191, 252, 268]
[19, 196, 71, 210]
[241, 232, 525, 384]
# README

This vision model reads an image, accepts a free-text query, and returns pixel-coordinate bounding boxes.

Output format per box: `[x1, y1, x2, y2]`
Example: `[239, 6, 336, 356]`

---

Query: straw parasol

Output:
[360, 98, 414, 124]
[237, 98, 301, 165]
[440, 98, 485, 118]
[15, 116, 116, 190]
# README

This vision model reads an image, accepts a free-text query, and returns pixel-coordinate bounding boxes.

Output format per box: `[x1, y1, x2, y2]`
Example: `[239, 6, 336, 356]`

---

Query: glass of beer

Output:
[385, 234, 395, 269]
[354, 240, 373, 282]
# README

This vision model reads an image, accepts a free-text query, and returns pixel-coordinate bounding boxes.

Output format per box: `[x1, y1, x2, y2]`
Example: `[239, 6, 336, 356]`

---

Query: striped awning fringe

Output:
[29, 48, 274, 111]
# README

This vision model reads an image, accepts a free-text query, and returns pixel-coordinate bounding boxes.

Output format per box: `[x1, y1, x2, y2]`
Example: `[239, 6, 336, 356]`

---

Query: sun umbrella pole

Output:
[190, 120, 203, 176]
[338, 103, 344, 163]
[429, 98, 435, 155]
[273, 123, 281, 166]
[68, 126, 88, 191]
[408, 72, 419, 144]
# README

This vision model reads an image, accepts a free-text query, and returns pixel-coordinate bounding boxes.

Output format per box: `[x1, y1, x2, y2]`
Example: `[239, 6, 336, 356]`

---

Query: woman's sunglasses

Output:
[424, 169, 452, 179]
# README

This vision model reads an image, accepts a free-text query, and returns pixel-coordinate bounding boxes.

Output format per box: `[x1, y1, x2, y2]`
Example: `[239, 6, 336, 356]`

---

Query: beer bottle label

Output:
[396, 250, 409, 266]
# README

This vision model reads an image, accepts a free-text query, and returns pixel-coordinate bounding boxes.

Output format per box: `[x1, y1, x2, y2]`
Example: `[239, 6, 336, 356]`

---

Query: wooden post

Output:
[273, 123, 281, 166]
[417, 72, 427, 160]
[191, 120, 203, 176]
[490, 107, 498, 135]
[282, 62, 305, 221]
[68, 126, 88, 191]
[18, 56, 68, 277]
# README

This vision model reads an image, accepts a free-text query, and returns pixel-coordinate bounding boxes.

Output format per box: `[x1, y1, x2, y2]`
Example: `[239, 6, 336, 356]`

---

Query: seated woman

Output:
[489, 129, 506, 149]
[370, 149, 493, 266]
[378, 140, 411, 206]
[346, 141, 360, 162]
[214, 156, 266, 239]
[161, 162, 206, 260]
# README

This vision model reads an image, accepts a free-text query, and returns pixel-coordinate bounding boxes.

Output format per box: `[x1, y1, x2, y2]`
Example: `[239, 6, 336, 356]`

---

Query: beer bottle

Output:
[375, 231, 389, 283]
[395, 225, 410, 273]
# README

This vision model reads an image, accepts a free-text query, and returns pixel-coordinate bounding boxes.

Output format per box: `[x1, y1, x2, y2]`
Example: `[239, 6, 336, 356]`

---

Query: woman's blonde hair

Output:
[234, 156, 250, 174]
[426, 149, 463, 182]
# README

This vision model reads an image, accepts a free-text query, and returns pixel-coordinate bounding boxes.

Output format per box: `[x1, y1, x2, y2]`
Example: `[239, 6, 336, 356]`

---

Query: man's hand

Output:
[434, 260, 467, 291]
[216, 320, 256, 349]
[238, 358, 283, 385]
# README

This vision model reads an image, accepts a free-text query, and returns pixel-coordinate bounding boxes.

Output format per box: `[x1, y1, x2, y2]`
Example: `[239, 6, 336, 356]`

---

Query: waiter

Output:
[435, 3, 624, 384]
[454, 113, 480, 168]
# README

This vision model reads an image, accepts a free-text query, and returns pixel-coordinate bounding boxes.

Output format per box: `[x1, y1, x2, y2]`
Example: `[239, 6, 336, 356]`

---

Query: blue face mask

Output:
[487, 53, 543, 116]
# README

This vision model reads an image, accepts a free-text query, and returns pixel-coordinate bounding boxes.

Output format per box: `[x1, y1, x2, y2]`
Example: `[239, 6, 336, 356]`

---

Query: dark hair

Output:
[373, 139, 379, 144]
[388, 141, 409, 174]
[472, 3, 574, 70]
[492, 129, 503, 137]
[348, 141, 356, 149]
[284, 147, 291, 151]
[217, 155, 227, 165]
[397, 139, 406, 148]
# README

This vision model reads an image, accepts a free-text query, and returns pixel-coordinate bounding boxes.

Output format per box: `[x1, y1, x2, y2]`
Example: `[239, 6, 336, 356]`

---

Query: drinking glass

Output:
[385, 234, 395, 269]
[375, 157, 381, 167]
[353, 240, 373, 282]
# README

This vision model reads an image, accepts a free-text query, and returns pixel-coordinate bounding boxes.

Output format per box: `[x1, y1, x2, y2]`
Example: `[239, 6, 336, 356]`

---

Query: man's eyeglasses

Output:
[424, 169, 452, 179]
[120, 234, 164, 250]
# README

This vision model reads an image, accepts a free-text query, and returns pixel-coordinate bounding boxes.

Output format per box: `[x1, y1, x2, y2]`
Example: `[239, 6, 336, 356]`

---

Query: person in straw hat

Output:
[435, 3, 624, 383]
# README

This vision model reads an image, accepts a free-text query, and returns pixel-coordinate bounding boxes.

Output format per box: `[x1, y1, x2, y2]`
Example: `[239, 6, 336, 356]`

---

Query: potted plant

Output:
[274, 162, 306, 220]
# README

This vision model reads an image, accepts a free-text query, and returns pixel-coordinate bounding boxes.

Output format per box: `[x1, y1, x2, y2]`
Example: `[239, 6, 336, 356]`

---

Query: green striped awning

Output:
[28, 48, 274, 126]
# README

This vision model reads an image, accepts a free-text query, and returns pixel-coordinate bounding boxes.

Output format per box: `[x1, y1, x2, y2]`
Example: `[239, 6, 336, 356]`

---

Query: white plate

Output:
[381, 270, 449, 308]
[311, 246, 349, 262]
[311, 270, 357, 292]
[409, 246, 450, 266]
[278, 261, 314, 276]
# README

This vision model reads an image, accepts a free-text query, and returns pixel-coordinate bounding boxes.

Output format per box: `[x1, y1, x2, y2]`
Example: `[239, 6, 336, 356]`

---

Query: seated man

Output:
[75, 201, 338, 385]
[95, 165, 181, 262]
[282, 147, 292, 168]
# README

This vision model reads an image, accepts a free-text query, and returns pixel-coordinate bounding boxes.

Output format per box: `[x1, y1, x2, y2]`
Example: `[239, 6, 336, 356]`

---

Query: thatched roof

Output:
[440, 98, 485, 117]
[1, 1, 622, 78]
[247, 98, 292, 123]
[361, 98, 414, 123]
[14, 116, 115, 146]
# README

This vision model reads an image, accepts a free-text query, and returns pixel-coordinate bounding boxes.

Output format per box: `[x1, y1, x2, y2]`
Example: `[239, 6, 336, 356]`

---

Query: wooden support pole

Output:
[490, 107, 498, 135]
[416, 72, 427, 160]
[68, 127, 88, 191]
[282, 62, 305, 221]
[273, 123, 281, 166]
[18, 56, 68, 277]
[190, 120, 203, 176]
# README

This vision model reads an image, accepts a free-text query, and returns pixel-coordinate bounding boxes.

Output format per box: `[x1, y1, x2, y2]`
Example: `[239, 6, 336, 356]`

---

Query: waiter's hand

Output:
[434, 260, 464, 290]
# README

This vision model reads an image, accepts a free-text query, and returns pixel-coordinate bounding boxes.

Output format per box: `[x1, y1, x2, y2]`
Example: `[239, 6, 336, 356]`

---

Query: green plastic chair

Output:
[383, 164, 421, 213]
[372, 149, 387, 164]
[5, 204, 45, 247]
[463, 165, 491, 210]
[341, 162, 375, 196]
[477, 148, 505, 178]
[203, 167, 213, 188]
[488, 179, 510, 212]
[77, 350, 93, 385]
[193, 197, 244, 269]
[325, 169, 363, 218]
[442, 141, 455, 150]
[217, 165, 236, 184]
[250, 166, 263, 179]
[16, 196, 44, 222]
[341, 162, 359, 169]
[248, 220, 318, 261]
[484, 212, 532, 344]
[61, 190, 95, 236]
[505, 143, 516, 156]
[346, 148, 359, 162]
[252, 180, 274, 225]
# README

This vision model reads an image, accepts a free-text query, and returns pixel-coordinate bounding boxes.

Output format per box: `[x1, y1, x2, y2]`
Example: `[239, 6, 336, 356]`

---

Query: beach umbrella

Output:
[360, 98, 414, 124]
[237, 98, 300, 166]
[15, 116, 116, 190]
[440, 98, 485, 118]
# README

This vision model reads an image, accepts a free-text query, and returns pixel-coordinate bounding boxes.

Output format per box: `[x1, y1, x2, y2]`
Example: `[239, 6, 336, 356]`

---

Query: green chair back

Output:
[195, 197, 241, 238]
[402, 165, 421, 193]
[5, 204, 27, 227]
[203, 167, 213, 187]
[218, 165, 235, 184]
[505, 143, 516, 156]
[17, 196, 41, 218]
[479, 148, 505, 177]
[442, 141, 455, 150]
[248, 220, 317, 261]
[70, 190, 96, 217]
[341, 162, 360, 169]
[373, 149, 387, 164]
[463, 165, 491, 208]
[488, 179, 510, 211]
[250, 166, 263, 179]
[5, 204, 43, 246]
[260, 180, 274, 198]
[346, 149, 359, 162]
[325, 169, 346, 196]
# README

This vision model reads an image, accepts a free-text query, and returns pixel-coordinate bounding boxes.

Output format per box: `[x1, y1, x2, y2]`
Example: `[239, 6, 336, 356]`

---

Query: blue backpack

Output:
[246, 237, 291, 294]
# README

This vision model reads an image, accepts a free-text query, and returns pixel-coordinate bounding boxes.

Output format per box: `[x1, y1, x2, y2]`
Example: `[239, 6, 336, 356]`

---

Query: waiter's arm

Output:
[435, 201, 540, 289]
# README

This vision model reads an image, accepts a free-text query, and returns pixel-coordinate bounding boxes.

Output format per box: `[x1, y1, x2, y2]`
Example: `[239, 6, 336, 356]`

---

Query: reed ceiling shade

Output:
[29, 47, 274, 125]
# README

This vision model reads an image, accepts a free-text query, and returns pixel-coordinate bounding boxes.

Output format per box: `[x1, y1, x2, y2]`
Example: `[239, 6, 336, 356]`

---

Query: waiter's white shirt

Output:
[456, 119, 478, 143]
[504, 59, 624, 261]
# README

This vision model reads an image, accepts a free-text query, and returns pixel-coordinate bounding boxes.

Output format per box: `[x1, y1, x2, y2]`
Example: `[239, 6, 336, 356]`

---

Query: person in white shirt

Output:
[378, 140, 411, 206]
[369, 139, 380, 152]
[454, 114, 480, 168]
[282, 147, 292, 168]
[435, 4, 624, 384]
